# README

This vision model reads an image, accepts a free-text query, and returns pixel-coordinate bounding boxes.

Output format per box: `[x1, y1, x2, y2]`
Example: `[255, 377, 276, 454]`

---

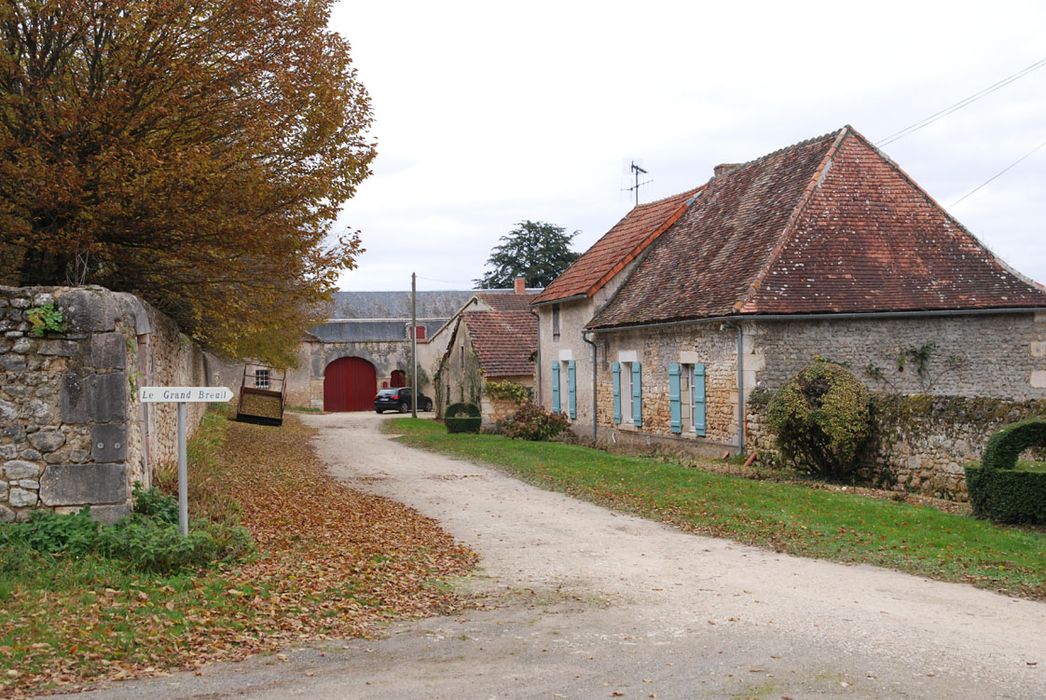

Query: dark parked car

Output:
[374, 387, 433, 413]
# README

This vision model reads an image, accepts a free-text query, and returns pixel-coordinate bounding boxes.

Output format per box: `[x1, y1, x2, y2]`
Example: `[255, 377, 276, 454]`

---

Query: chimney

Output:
[514, 276, 526, 295]
[714, 163, 742, 178]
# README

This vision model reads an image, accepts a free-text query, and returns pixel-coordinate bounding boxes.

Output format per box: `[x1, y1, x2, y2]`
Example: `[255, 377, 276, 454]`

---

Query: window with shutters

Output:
[680, 365, 692, 432]
[620, 362, 633, 424]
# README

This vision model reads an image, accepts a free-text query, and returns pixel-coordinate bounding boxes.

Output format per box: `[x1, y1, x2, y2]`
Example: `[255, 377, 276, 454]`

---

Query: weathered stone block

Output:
[8, 487, 38, 507]
[8, 298, 28, 309]
[38, 339, 80, 357]
[57, 288, 116, 333]
[0, 399, 15, 421]
[0, 445, 15, 460]
[11, 337, 31, 354]
[39, 463, 128, 506]
[16, 479, 39, 489]
[88, 373, 128, 422]
[3, 459, 42, 479]
[0, 505, 13, 522]
[91, 423, 127, 462]
[89, 333, 127, 370]
[28, 429, 65, 453]
[0, 481, 6, 499]
[60, 372, 89, 423]
[19, 448, 42, 461]
[90, 504, 131, 524]
[0, 354, 26, 371]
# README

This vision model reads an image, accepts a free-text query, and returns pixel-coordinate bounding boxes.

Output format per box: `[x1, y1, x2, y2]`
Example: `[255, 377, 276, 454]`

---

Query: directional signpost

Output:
[140, 386, 234, 535]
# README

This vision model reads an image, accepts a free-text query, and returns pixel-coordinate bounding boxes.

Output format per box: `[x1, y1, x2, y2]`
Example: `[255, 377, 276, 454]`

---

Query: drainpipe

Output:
[530, 307, 542, 405]
[582, 331, 597, 442]
[735, 323, 745, 453]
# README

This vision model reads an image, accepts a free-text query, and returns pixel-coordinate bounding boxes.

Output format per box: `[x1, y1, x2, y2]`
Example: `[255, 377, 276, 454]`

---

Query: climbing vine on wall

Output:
[864, 342, 965, 393]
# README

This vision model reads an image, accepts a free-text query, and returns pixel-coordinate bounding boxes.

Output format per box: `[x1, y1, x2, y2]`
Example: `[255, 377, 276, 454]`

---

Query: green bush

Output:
[501, 401, 571, 441]
[97, 517, 252, 573]
[445, 402, 482, 434]
[0, 508, 100, 555]
[132, 482, 178, 524]
[765, 359, 872, 480]
[965, 466, 1046, 525]
[966, 418, 1046, 524]
[484, 380, 530, 405]
[0, 488, 252, 574]
[980, 418, 1046, 470]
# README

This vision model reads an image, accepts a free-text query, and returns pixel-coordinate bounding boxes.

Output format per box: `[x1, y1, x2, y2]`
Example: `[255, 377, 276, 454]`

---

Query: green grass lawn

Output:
[390, 418, 1046, 599]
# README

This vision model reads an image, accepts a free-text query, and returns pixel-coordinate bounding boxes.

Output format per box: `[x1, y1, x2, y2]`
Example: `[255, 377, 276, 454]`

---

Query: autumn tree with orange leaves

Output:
[0, 0, 375, 364]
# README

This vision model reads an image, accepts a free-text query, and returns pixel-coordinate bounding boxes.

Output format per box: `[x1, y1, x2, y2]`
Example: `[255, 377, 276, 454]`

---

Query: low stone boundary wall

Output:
[1, 285, 237, 522]
[747, 393, 1046, 501]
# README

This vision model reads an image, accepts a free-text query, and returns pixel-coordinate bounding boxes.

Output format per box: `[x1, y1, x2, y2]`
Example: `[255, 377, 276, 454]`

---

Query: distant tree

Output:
[0, 0, 376, 365]
[475, 221, 580, 289]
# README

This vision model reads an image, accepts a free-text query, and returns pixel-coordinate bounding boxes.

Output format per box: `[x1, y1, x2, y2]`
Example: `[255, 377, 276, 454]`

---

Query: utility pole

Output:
[411, 272, 418, 418]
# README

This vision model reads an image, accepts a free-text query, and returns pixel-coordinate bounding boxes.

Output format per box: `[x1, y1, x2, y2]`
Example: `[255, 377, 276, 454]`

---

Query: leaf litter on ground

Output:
[0, 414, 476, 697]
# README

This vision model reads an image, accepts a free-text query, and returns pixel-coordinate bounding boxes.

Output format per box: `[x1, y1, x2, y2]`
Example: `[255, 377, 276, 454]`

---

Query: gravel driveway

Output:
[64, 412, 1045, 699]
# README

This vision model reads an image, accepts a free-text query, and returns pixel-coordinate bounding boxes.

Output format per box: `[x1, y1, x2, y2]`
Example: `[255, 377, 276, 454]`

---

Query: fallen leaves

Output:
[0, 415, 476, 697]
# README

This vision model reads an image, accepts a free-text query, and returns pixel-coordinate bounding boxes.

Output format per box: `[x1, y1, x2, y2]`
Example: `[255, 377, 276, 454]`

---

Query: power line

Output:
[876, 56, 1046, 147]
[950, 139, 1046, 207]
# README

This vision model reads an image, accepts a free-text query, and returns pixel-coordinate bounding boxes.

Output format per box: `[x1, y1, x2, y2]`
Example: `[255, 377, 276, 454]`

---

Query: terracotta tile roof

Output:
[589, 126, 1046, 329]
[532, 187, 702, 305]
[463, 310, 537, 378]
[475, 290, 540, 311]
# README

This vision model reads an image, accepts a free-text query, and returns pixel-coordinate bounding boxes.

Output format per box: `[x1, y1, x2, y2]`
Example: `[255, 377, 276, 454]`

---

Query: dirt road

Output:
[64, 412, 1045, 699]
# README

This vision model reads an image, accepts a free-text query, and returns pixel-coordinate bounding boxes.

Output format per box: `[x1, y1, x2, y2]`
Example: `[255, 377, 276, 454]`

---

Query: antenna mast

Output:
[626, 161, 652, 206]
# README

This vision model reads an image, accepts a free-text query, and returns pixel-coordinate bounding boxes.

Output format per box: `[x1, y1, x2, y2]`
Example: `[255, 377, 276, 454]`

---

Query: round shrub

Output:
[445, 402, 481, 434]
[966, 418, 1046, 524]
[765, 359, 872, 480]
[501, 401, 570, 441]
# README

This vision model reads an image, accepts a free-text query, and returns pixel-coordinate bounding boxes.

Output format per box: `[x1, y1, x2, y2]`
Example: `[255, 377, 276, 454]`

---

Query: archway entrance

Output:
[390, 369, 406, 388]
[323, 357, 377, 412]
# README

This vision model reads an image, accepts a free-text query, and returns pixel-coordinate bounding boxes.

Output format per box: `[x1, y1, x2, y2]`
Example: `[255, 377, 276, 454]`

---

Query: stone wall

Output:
[0, 285, 226, 522]
[578, 311, 1044, 499]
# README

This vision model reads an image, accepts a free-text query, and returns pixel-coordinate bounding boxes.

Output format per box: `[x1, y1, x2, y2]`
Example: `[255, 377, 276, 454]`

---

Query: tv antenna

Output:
[624, 161, 652, 206]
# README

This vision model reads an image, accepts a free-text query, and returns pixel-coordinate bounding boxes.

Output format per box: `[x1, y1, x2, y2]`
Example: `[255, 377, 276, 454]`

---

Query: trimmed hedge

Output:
[966, 418, 1046, 524]
[981, 418, 1046, 470]
[445, 402, 481, 434]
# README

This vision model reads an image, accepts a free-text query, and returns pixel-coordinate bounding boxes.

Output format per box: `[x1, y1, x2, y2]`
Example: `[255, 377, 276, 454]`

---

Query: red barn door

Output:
[390, 370, 406, 388]
[323, 357, 377, 412]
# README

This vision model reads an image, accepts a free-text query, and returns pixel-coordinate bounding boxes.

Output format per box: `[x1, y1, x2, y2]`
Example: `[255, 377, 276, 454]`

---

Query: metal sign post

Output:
[140, 386, 233, 536]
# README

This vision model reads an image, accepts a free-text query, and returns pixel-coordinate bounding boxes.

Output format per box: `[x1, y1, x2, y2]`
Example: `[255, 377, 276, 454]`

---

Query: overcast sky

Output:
[328, 0, 1045, 292]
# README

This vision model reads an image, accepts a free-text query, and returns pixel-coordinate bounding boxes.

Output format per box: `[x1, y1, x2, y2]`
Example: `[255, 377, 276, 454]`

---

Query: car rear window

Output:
[377, 389, 398, 397]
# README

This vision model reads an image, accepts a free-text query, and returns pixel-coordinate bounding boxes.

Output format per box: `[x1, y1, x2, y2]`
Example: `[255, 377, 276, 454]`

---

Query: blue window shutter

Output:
[551, 362, 561, 413]
[693, 363, 706, 437]
[631, 362, 643, 427]
[668, 363, 682, 433]
[567, 360, 577, 419]
[611, 362, 621, 425]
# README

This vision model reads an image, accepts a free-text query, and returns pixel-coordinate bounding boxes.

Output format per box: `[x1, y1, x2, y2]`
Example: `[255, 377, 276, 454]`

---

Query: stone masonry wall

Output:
[592, 324, 741, 458]
[1, 285, 221, 522]
[581, 312, 1044, 499]
[745, 312, 1046, 499]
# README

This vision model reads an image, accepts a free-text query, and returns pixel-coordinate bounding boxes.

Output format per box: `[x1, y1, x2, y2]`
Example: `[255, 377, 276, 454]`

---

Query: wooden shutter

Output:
[668, 363, 682, 433]
[567, 360, 577, 420]
[693, 363, 706, 437]
[611, 362, 621, 425]
[551, 362, 561, 413]
[631, 362, 643, 427]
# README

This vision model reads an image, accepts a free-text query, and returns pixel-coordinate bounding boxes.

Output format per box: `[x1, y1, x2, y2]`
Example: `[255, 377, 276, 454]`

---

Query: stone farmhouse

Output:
[533, 125, 1046, 496]
[284, 290, 474, 411]
[429, 279, 539, 424]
